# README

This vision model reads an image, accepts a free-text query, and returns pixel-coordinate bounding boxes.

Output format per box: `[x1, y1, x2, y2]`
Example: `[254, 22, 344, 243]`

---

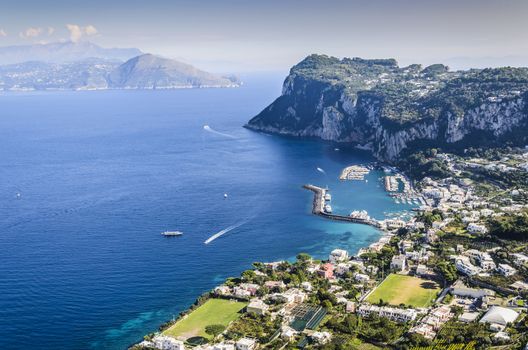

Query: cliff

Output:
[246, 55, 528, 161]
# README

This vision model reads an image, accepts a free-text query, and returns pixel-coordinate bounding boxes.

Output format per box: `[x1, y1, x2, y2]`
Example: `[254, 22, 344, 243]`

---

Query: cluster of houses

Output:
[140, 335, 259, 350]
[139, 235, 526, 350]
[138, 149, 528, 350]
[451, 247, 520, 280]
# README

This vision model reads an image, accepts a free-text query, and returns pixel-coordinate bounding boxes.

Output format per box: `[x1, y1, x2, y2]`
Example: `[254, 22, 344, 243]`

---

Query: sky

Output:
[0, 0, 528, 72]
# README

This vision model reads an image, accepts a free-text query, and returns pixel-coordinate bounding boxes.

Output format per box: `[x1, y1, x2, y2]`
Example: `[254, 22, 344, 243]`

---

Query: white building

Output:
[301, 281, 312, 291]
[479, 306, 519, 331]
[467, 223, 488, 234]
[281, 326, 297, 341]
[335, 263, 351, 276]
[357, 304, 417, 322]
[390, 255, 407, 271]
[497, 263, 517, 277]
[152, 335, 186, 350]
[455, 257, 481, 276]
[246, 299, 269, 315]
[213, 343, 235, 350]
[311, 331, 332, 344]
[329, 249, 349, 264]
[354, 273, 370, 283]
[236, 338, 256, 350]
[415, 264, 430, 276]
[512, 253, 528, 266]
[451, 280, 494, 299]
[478, 252, 496, 270]
[214, 286, 231, 296]
[271, 288, 306, 305]
[409, 323, 436, 339]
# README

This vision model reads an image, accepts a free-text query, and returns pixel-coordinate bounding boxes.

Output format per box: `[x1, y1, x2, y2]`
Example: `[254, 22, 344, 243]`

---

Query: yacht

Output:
[324, 193, 332, 201]
[161, 231, 183, 237]
[324, 204, 332, 213]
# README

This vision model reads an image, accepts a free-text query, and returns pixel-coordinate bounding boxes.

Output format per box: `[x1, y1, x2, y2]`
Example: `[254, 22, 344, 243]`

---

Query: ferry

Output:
[324, 193, 332, 201]
[161, 231, 183, 237]
[324, 204, 332, 213]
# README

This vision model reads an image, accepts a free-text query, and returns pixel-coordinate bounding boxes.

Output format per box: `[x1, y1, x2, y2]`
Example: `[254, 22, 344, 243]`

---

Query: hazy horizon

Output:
[1, 0, 528, 72]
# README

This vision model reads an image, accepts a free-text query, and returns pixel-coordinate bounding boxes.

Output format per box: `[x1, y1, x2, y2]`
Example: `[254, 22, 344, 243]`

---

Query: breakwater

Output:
[302, 185, 382, 228]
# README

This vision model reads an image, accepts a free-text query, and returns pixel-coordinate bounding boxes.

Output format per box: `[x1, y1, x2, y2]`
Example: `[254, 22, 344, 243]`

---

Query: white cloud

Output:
[47, 27, 55, 36]
[66, 24, 98, 43]
[66, 24, 82, 42]
[0, 29, 6, 37]
[19, 27, 42, 39]
[84, 25, 97, 36]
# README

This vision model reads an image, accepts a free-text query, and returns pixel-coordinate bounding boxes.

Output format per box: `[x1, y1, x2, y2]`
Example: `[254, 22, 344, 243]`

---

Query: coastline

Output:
[133, 162, 413, 349]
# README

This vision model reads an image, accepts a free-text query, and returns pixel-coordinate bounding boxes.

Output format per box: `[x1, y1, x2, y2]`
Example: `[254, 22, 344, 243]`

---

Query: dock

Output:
[302, 184, 382, 228]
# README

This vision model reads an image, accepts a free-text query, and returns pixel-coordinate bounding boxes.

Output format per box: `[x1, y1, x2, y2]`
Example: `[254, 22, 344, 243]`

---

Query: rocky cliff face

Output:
[246, 55, 528, 161]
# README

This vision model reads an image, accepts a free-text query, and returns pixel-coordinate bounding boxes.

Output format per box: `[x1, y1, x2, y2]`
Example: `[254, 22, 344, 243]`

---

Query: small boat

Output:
[324, 204, 332, 213]
[324, 193, 332, 201]
[16, 193, 21, 199]
[224, 193, 228, 199]
[161, 231, 183, 237]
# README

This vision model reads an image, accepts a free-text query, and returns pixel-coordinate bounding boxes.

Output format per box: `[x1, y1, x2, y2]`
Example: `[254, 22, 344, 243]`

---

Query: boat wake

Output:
[204, 220, 248, 244]
[203, 125, 236, 139]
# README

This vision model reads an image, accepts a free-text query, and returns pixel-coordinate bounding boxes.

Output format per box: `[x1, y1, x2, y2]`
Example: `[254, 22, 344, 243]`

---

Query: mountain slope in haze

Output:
[0, 41, 142, 65]
[108, 54, 240, 89]
[246, 54, 528, 161]
[0, 54, 240, 90]
[0, 59, 120, 90]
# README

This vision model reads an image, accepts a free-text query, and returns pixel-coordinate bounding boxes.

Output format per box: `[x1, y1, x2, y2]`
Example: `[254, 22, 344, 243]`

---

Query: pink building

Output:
[318, 263, 334, 279]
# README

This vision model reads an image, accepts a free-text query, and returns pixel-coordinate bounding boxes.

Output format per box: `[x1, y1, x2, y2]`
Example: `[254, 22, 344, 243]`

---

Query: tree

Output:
[296, 253, 312, 262]
[437, 261, 458, 283]
[241, 270, 256, 282]
[205, 324, 226, 339]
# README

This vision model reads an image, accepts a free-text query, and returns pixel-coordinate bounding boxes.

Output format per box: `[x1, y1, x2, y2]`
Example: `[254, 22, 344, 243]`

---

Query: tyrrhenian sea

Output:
[0, 74, 412, 349]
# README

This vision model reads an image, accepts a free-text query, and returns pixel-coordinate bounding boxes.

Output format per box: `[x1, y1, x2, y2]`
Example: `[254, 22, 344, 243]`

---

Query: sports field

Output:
[163, 298, 247, 340]
[366, 274, 440, 308]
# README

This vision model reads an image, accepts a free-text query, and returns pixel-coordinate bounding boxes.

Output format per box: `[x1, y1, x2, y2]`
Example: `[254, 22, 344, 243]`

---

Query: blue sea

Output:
[0, 75, 412, 350]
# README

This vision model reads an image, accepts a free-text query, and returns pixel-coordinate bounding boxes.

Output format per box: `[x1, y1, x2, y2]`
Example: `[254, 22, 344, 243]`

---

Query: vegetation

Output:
[488, 209, 528, 240]
[204, 324, 226, 339]
[324, 313, 405, 345]
[225, 313, 281, 343]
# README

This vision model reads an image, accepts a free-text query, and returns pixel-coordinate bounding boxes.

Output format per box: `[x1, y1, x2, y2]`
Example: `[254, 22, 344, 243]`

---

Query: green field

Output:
[366, 274, 440, 308]
[163, 299, 247, 340]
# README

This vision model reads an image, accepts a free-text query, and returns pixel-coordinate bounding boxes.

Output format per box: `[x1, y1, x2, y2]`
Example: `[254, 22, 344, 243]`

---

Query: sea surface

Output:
[0, 75, 412, 350]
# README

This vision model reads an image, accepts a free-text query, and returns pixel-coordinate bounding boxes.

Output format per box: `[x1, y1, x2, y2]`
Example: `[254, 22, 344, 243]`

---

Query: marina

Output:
[303, 184, 382, 228]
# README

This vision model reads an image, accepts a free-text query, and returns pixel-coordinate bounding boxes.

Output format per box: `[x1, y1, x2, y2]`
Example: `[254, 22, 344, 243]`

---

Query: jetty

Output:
[340, 165, 370, 181]
[303, 184, 382, 228]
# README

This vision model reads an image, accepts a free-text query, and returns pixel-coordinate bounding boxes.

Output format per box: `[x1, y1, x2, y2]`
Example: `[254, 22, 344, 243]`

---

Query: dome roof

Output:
[479, 306, 519, 326]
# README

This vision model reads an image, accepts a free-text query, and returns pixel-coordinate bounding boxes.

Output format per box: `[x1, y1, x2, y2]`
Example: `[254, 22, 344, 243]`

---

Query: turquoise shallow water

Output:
[0, 75, 412, 350]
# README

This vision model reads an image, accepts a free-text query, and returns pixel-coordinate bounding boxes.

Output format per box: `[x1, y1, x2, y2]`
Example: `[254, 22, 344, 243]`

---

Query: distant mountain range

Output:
[0, 41, 142, 65]
[0, 41, 240, 90]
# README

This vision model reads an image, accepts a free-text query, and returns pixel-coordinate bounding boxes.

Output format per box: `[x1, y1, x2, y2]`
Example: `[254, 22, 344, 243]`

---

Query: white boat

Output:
[324, 193, 332, 201]
[161, 231, 183, 237]
[324, 204, 332, 213]
[224, 193, 228, 199]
